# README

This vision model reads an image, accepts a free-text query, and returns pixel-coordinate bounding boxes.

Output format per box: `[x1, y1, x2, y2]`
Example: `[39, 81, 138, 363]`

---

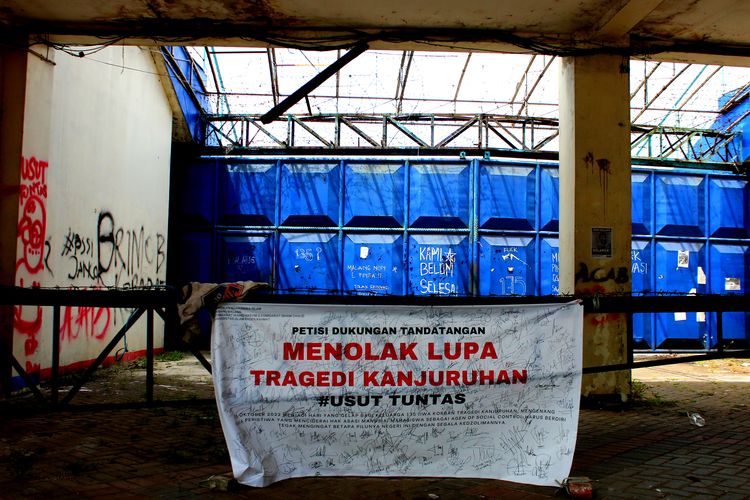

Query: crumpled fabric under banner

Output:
[177, 281, 268, 343]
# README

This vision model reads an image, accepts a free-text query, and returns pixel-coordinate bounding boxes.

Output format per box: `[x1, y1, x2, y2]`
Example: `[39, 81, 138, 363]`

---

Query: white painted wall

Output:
[13, 45, 172, 380]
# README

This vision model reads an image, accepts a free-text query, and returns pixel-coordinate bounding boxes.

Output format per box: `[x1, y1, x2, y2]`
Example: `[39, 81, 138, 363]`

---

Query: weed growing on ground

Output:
[156, 351, 186, 362]
[128, 357, 147, 370]
[631, 379, 676, 408]
[631, 379, 648, 400]
[126, 351, 186, 370]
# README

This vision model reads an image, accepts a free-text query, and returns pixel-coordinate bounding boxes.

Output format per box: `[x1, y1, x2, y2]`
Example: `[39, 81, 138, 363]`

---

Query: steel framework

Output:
[202, 112, 742, 165]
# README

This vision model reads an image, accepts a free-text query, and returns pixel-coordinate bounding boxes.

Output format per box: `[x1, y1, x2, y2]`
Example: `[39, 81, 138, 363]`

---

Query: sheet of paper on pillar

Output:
[591, 227, 612, 259]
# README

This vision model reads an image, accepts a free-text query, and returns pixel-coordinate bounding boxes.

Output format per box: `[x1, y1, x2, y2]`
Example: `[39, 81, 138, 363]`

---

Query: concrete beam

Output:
[595, 0, 665, 40]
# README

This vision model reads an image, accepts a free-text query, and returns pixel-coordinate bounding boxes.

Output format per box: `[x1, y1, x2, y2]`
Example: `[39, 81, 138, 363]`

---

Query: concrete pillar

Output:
[0, 43, 28, 394]
[559, 54, 632, 399]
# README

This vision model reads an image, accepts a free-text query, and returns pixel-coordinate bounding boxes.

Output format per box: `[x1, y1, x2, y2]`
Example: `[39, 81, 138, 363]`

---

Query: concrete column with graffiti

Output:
[559, 54, 632, 400]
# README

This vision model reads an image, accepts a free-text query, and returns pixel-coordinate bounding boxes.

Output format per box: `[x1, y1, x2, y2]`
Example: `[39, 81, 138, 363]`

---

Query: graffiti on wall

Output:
[16, 156, 49, 275]
[59, 305, 112, 342]
[574, 263, 629, 285]
[14, 154, 167, 376]
[60, 211, 166, 288]
[14, 156, 51, 374]
[58, 211, 167, 336]
[96, 212, 166, 288]
[417, 246, 457, 295]
[13, 284, 43, 374]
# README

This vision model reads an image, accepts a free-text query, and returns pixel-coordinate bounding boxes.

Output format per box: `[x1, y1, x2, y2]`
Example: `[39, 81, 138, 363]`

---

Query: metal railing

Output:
[1, 286, 177, 407]
[2, 287, 749, 408]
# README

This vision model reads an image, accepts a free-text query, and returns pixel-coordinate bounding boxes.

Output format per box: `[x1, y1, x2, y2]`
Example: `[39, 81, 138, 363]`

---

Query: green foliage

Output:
[630, 379, 676, 408]
[631, 379, 649, 400]
[127, 357, 147, 370]
[156, 351, 186, 362]
[126, 351, 185, 370]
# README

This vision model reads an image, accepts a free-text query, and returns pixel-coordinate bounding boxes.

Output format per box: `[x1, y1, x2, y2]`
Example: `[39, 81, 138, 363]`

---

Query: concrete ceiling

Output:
[2, 0, 749, 65]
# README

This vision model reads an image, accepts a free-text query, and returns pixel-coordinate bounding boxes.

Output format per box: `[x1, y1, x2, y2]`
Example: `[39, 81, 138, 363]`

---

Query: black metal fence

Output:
[0, 286, 177, 406]
[1, 286, 749, 408]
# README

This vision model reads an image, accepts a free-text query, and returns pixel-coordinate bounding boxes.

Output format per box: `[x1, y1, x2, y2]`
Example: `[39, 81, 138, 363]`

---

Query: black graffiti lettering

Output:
[144, 235, 153, 265]
[62, 228, 94, 258]
[67, 255, 101, 281]
[44, 239, 53, 276]
[62, 230, 75, 256]
[615, 267, 629, 283]
[97, 212, 116, 274]
[114, 227, 125, 271]
[121, 274, 157, 289]
[575, 263, 629, 285]
[67, 256, 77, 280]
[128, 229, 137, 273]
[90, 211, 166, 287]
[126, 227, 145, 276]
[156, 234, 166, 273]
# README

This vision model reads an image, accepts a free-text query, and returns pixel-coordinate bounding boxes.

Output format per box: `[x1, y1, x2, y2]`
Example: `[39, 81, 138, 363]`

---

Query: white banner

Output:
[212, 302, 583, 487]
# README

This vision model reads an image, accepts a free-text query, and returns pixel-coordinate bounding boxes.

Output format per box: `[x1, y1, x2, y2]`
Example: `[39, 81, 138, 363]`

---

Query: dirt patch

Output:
[3, 352, 750, 499]
[2, 352, 215, 409]
[634, 355, 750, 383]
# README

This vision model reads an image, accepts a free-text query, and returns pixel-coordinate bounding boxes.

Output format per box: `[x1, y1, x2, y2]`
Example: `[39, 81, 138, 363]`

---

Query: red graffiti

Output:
[14, 157, 49, 367]
[14, 304, 42, 354]
[577, 284, 608, 295]
[19, 156, 49, 205]
[15, 156, 49, 274]
[16, 195, 47, 273]
[26, 360, 41, 374]
[13, 279, 42, 360]
[60, 306, 111, 342]
[20, 155, 49, 185]
[590, 314, 615, 327]
[14, 157, 49, 375]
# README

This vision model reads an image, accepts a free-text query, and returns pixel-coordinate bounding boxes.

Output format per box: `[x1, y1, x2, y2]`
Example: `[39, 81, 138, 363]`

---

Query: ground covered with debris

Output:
[1, 353, 750, 499]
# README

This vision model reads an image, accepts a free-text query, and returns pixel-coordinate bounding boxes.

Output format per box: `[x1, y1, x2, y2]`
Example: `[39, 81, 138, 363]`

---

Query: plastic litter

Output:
[561, 477, 593, 498]
[687, 412, 706, 427]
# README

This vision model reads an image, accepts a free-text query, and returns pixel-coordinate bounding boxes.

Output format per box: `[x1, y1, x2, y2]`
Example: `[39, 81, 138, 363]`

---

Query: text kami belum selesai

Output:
[248, 340, 528, 387]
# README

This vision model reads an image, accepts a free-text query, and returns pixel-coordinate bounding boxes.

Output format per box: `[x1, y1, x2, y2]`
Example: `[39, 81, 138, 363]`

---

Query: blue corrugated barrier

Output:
[172, 157, 749, 350]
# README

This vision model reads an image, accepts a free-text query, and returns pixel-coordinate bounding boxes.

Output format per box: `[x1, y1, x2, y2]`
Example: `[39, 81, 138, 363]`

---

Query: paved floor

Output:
[1, 358, 750, 499]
